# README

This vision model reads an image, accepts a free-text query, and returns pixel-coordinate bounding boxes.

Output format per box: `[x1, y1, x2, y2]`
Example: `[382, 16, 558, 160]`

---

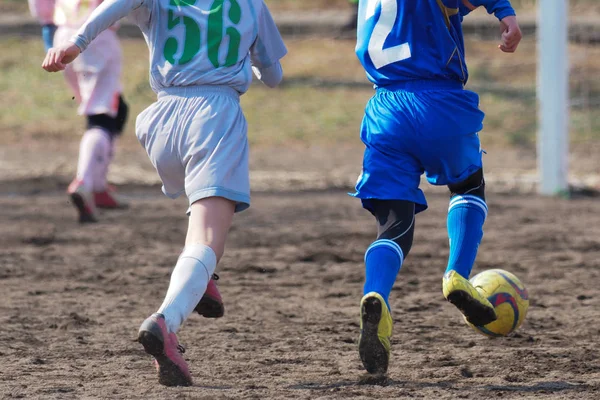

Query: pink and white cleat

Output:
[138, 313, 192, 387]
[67, 179, 98, 223]
[195, 274, 224, 318]
[94, 185, 129, 209]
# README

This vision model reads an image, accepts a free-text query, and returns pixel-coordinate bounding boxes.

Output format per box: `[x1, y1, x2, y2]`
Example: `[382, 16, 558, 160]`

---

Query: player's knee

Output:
[114, 95, 129, 135]
[448, 168, 485, 200]
[371, 200, 415, 258]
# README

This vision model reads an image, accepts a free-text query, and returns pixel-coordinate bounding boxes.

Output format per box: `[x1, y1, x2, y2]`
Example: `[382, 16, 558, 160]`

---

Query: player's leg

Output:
[411, 87, 495, 326]
[360, 199, 415, 375]
[364, 199, 415, 308]
[186, 91, 249, 319]
[67, 126, 111, 223]
[351, 88, 427, 375]
[419, 129, 496, 326]
[139, 197, 235, 386]
[192, 194, 226, 319]
[442, 168, 496, 326]
[446, 168, 486, 279]
[136, 90, 248, 386]
[159, 197, 234, 333]
[93, 95, 130, 209]
[134, 97, 193, 386]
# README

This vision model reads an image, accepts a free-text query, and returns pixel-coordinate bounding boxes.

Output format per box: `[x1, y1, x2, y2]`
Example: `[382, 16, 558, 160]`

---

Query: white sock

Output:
[93, 136, 116, 192]
[158, 245, 217, 333]
[76, 128, 111, 191]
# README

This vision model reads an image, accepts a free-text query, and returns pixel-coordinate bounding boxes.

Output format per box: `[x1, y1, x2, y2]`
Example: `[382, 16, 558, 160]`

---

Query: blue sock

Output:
[445, 194, 488, 279]
[364, 239, 403, 310]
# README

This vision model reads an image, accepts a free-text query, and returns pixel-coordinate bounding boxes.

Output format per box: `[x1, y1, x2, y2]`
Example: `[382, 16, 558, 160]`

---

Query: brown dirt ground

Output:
[1, 152, 599, 399]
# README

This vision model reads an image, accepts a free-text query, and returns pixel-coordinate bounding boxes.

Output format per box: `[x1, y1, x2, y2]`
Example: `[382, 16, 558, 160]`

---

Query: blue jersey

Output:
[356, 0, 515, 87]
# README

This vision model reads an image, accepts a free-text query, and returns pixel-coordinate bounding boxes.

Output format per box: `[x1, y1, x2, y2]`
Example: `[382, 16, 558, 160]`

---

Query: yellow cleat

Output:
[443, 270, 497, 326]
[359, 292, 392, 375]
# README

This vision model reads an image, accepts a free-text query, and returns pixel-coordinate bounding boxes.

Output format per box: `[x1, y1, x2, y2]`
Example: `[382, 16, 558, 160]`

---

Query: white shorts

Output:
[136, 86, 250, 212]
[55, 27, 122, 117]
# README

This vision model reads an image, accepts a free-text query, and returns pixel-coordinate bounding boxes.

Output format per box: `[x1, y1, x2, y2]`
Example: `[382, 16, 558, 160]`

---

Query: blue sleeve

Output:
[460, 0, 516, 20]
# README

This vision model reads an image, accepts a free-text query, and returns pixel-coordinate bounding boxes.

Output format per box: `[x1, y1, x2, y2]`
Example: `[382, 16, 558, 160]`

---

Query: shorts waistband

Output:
[377, 80, 464, 92]
[158, 85, 240, 100]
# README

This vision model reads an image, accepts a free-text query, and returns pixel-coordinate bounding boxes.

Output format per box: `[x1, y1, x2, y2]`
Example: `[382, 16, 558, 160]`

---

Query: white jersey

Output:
[72, 0, 287, 94]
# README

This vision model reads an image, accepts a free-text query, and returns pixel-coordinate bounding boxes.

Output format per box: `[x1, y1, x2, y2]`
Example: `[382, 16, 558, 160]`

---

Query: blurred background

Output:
[0, 0, 598, 193]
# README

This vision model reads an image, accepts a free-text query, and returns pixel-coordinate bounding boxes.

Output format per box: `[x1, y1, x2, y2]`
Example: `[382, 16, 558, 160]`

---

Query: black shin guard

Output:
[86, 95, 129, 137]
[87, 113, 117, 134]
[369, 199, 415, 258]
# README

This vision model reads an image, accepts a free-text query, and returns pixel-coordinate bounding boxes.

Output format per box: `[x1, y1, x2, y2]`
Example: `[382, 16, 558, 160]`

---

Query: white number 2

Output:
[365, 0, 411, 69]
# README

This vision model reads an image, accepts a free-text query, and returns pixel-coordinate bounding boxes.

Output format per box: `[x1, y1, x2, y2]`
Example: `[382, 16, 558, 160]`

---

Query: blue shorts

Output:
[351, 80, 485, 214]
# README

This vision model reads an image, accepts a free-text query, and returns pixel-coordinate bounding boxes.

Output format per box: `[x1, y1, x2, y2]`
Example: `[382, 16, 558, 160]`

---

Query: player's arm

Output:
[459, 0, 515, 20]
[252, 63, 284, 88]
[459, 0, 522, 53]
[28, 0, 57, 51]
[42, 0, 147, 72]
[250, 2, 288, 88]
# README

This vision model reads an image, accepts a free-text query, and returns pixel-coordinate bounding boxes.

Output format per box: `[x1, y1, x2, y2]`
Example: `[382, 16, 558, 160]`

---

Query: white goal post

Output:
[537, 0, 570, 195]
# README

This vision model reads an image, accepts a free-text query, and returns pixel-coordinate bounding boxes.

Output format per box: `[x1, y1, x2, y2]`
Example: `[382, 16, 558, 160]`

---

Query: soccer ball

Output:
[465, 269, 529, 337]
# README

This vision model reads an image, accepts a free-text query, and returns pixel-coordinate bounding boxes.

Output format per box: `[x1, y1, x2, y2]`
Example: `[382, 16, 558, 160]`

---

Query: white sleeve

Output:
[252, 62, 283, 88]
[70, 0, 149, 52]
[249, 2, 287, 69]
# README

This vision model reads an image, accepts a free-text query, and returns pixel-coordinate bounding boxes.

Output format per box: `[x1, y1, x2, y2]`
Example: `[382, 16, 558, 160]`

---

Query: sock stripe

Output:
[365, 239, 404, 266]
[449, 195, 488, 218]
[449, 194, 487, 209]
[449, 200, 488, 218]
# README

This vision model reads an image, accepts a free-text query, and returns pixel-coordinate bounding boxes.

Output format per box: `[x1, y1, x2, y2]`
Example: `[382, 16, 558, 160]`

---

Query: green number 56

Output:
[163, 0, 242, 68]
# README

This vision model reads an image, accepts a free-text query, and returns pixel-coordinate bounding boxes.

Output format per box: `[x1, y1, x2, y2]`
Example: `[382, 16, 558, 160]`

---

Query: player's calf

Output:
[87, 96, 130, 208]
[358, 200, 415, 374]
[364, 199, 415, 308]
[443, 169, 496, 326]
[446, 169, 486, 279]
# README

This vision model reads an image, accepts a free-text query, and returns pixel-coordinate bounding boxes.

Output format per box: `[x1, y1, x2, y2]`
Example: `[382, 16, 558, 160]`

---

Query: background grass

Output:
[1, 36, 598, 151]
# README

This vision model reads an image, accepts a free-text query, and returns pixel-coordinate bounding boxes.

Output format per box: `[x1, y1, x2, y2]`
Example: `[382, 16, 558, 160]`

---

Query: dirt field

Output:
[1, 161, 599, 399]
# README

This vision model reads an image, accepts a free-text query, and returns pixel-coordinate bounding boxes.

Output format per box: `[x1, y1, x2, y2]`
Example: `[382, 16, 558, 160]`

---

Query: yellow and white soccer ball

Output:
[466, 269, 529, 337]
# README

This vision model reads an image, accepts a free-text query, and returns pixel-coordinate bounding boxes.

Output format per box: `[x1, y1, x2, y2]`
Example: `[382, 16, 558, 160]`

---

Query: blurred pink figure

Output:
[29, 0, 129, 223]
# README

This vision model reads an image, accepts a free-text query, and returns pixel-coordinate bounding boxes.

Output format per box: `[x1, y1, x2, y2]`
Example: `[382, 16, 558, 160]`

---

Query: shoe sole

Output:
[138, 330, 192, 387]
[195, 297, 224, 318]
[447, 290, 497, 326]
[69, 193, 97, 224]
[359, 297, 389, 375]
